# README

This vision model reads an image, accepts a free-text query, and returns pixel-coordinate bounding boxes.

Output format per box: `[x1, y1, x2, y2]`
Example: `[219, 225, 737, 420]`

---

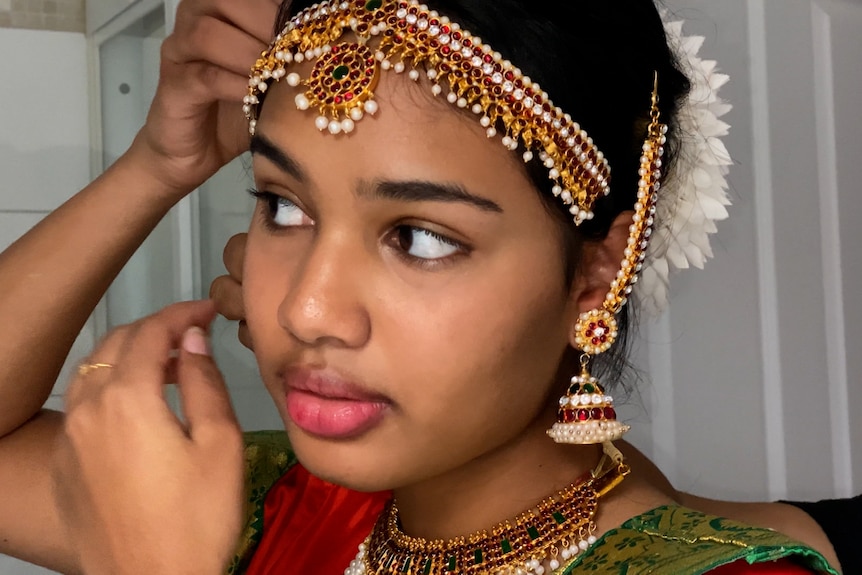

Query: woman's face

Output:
[244, 69, 585, 492]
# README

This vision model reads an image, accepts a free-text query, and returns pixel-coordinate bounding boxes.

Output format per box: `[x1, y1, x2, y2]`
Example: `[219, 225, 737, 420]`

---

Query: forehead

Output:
[254, 68, 533, 190]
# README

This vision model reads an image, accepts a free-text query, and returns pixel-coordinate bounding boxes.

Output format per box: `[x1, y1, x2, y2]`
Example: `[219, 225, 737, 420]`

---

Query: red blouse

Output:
[244, 465, 816, 575]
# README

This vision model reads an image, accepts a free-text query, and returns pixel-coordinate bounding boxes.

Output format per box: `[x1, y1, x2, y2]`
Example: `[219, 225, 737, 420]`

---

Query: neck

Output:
[392, 408, 605, 540]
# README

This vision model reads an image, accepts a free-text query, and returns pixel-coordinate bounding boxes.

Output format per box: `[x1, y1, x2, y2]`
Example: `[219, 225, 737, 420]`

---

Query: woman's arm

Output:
[0, 0, 278, 568]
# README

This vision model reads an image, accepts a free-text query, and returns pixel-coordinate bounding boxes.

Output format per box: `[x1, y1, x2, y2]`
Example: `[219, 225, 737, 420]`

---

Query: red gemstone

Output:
[345, 92, 354, 100]
[331, 45, 340, 54]
[562, 409, 575, 423]
[463, 39, 472, 47]
[453, 31, 462, 40]
[484, 54, 493, 63]
[334, 95, 343, 104]
[598, 320, 606, 328]
[505, 71, 514, 81]
[589, 322, 596, 329]
[585, 330, 593, 337]
[600, 336, 607, 343]
[441, 25, 450, 33]
[592, 337, 600, 346]
[430, 18, 439, 25]
[604, 407, 616, 420]
[577, 409, 589, 422]
[441, 45, 451, 55]
[590, 408, 603, 420]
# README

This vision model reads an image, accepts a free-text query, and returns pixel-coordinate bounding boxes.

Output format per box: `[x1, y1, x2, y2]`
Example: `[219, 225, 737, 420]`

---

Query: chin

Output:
[284, 424, 406, 493]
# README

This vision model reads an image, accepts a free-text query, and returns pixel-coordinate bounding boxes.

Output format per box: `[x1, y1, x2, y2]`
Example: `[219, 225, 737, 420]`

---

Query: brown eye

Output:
[392, 225, 462, 260]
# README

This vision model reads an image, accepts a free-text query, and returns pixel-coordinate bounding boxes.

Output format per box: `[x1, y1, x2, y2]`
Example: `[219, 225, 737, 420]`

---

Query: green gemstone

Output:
[385, 555, 396, 569]
[474, 549, 483, 565]
[447, 556, 457, 571]
[332, 65, 350, 80]
[583, 383, 596, 393]
[527, 525, 540, 540]
[553, 511, 566, 524]
[365, 0, 382, 9]
[423, 559, 433, 574]
[401, 557, 412, 572]
[501, 539, 512, 554]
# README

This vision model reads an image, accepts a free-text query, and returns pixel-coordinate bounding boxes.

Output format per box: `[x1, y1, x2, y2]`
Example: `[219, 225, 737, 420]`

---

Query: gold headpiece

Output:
[245, 0, 622, 225]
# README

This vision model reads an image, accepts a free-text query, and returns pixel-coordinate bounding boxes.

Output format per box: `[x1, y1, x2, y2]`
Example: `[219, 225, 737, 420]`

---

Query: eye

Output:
[393, 225, 463, 260]
[249, 189, 313, 228]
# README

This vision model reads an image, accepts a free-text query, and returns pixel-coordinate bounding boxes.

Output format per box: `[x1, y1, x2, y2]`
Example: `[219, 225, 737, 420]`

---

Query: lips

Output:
[284, 367, 390, 439]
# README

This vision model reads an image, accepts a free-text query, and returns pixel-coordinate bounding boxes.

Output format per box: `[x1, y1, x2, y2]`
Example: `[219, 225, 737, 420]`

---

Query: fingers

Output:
[176, 328, 240, 442]
[210, 275, 245, 321]
[65, 301, 217, 413]
[114, 301, 217, 396]
[223, 232, 247, 280]
[164, 15, 267, 78]
[238, 321, 254, 351]
[182, 0, 278, 46]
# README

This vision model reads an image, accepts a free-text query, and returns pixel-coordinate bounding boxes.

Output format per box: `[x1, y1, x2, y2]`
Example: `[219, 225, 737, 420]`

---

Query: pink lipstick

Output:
[284, 368, 389, 439]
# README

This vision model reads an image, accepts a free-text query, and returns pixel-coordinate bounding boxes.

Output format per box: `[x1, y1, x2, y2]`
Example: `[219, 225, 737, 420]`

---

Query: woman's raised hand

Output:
[53, 301, 245, 575]
[133, 0, 280, 199]
[210, 232, 253, 350]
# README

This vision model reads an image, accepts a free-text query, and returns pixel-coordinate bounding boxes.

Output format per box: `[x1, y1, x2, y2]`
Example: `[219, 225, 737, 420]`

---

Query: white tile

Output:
[0, 29, 89, 211]
[0, 555, 60, 575]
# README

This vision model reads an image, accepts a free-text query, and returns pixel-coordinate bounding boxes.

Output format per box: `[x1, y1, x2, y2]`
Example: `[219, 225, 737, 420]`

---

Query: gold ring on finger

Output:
[77, 362, 115, 377]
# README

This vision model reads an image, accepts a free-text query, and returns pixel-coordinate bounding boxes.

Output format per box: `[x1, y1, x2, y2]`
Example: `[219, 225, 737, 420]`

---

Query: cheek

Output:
[381, 252, 570, 442]
[242, 233, 298, 384]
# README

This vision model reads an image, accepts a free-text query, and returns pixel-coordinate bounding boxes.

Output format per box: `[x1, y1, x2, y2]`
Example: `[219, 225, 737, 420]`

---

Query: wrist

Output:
[120, 134, 205, 206]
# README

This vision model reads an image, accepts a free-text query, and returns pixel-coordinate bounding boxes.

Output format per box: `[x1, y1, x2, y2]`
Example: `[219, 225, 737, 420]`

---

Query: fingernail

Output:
[183, 327, 211, 356]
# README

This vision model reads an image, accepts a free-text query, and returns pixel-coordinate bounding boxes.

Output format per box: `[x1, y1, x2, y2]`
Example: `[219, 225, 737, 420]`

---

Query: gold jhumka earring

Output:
[547, 76, 667, 446]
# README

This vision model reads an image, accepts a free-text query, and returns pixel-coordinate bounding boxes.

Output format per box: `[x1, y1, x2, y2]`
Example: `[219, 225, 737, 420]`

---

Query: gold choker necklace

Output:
[344, 446, 629, 575]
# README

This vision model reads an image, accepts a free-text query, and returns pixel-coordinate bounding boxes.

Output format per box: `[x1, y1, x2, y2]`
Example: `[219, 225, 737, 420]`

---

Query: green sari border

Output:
[561, 505, 839, 575]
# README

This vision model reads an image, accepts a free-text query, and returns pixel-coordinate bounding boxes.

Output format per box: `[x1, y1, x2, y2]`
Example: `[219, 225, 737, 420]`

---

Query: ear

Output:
[567, 210, 634, 326]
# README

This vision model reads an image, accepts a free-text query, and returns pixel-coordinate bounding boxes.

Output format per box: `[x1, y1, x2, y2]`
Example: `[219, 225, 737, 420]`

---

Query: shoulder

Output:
[562, 505, 838, 575]
[226, 431, 297, 575]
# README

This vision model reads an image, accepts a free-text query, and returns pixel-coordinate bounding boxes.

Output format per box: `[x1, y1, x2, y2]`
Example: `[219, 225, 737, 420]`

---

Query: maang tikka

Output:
[547, 76, 667, 446]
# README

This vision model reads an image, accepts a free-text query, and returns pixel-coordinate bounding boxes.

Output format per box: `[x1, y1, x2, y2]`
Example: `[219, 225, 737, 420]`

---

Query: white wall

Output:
[0, 24, 90, 575]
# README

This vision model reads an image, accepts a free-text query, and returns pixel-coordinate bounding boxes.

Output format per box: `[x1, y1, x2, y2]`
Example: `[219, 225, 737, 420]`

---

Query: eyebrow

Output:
[368, 180, 503, 213]
[249, 135, 306, 183]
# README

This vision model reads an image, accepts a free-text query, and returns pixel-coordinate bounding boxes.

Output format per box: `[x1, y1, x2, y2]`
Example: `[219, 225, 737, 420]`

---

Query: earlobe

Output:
[569, 210, 636, 324]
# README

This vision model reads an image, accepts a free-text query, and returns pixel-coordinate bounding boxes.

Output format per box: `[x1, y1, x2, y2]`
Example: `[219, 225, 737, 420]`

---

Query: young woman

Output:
[0, 0, 843, 574]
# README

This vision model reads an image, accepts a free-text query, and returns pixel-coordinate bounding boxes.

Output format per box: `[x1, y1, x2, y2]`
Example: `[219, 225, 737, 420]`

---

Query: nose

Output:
[278, 230, 371, 349]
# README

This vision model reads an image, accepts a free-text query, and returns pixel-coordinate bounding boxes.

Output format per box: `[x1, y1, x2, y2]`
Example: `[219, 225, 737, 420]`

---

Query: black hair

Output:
[269, 0, 691, 392]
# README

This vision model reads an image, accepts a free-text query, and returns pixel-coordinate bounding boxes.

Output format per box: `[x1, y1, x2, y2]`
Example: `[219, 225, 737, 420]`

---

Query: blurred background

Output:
[1, 0, 860, 572]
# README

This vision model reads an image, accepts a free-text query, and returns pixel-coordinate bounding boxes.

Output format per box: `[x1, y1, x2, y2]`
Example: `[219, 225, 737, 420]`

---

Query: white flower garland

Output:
[638, 18, 733, 317]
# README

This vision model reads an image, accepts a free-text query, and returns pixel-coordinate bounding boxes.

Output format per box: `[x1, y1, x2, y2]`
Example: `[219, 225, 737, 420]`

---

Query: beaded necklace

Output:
[344, 448, 629, 575]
